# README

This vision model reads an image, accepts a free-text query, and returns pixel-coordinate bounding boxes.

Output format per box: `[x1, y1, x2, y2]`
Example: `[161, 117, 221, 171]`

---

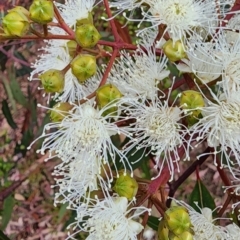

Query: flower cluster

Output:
[2, 0, 240, 239]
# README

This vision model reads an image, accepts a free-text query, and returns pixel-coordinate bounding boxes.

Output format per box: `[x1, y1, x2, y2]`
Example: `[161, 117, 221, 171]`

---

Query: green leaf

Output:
[1, 100, 17, 129]
[9, 77, 28, 107]
[13, 52, 31, 77]
[57, 203, 68, 223]
[14, 129, 33, 156]
[1, 195, 15, 230]
[0, 230, 11, 240]
[147, 216, 160, 231]
[140, 159, 151, 180]
[189, 179, 216, 215]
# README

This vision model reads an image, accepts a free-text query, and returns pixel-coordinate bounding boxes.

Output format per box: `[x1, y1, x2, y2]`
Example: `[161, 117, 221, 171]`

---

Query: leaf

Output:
[189, 179, 216, 215]
[9, 77, 28, 107]
[140, 159, 151, 180]
[147, 216, 160, 231]
[0, 230, 11, 240]
[13, 52, 31, 77]
[57, 203, 68, 223]
[14, 129, 33, 156]
[1, 100, 17, 129]
[1, 195, 15, 230]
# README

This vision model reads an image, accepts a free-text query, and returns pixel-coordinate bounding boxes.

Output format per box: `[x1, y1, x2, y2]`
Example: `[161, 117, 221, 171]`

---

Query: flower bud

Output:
[169, 231, 193, 240]
[157, 220, 169, 240]
[29, 0, 54, 24]
[39, 69, 65, 93]
[66, 40, 78, 58]
[180, 90, 204, 125]
[96, 84, 122, 116]
[71, 54, 97, 83]
[163, 39, 186, 62]
[165, 206, 191, 235]
[76, 12, 93, 26]
[75, 24, 101, 48]
[113, 172, 138, 200]
[2, 6, 30, 36]
[50, 102, 74, 122]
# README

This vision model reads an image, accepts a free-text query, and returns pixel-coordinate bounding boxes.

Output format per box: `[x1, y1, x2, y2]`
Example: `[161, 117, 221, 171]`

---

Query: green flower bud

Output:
[113, 172, 138, 200]
[157, 220, 169, 240]
[180, 90, 204, 125]
[50, 102, 74, 122]
[75, 24, 101, 48]
[76, 12, 93, 26]
[96, 84, 123, 116]
[2, 7, 30, 36]
[71, 54, 97, 83]
[165, 206, 191, 236]
[39, 69, 65, 93]
[169, 231, 193, 240]
[163, 39, 187, 62]
[29, 0, 54, 24]
[66, 40, 78, 58]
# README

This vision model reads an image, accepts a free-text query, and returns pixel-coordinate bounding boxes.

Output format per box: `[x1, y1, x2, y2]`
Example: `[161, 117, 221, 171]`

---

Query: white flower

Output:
[177, 42, 222, 83]
[191, 86, 240, 174]
[144, 0, 222, 43]
[226, 223, 240, 239]
[55, 0, 98, 29]
[216, 35, 240, 92]
[81, 196, 150, 240]
[225, 13, 240, 43]
[29, 101, 132, 178]
[122, 94, 190, 180]
[52, 153, 101, 207]
[189, 207, 230, 240]
[108, 28, 169, 100]
[109, 0, 148, 13]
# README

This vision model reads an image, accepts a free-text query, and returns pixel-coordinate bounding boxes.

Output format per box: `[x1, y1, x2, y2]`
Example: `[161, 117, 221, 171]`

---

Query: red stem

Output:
[53, 3, 75, 37]
[103, 0, 121, 42]
[98, 48, 119, 87]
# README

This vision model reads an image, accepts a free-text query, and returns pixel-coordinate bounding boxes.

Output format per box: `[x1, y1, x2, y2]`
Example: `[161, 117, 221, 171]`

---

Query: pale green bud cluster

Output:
[29, 0, 54, 24]
[163, 39, 187, 62]
[96, 84, 123, 116]
[2, 6, 30, 36]
[113, 172, 138, 200]
[180, 90, 205, 125]
[158, 206, 193, 240]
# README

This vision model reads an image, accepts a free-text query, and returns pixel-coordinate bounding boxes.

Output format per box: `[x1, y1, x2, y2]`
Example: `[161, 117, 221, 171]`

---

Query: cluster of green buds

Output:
[96, 84, 123, 116]
[2, 1, 54, 37]
[29, 0, 54, 24]
[39, 69, 65, 93]
[113, 171, 138, 200]
[75, 13, 101, 48]
[50, 102, 74, 122]
[2, 6, 30, 37]
[70, 13, 101, 84]
[179, 90, 205, 126]
[158, 206, 193, 240]
[71, 54, 97, 83]
[163, 39, 187, 62]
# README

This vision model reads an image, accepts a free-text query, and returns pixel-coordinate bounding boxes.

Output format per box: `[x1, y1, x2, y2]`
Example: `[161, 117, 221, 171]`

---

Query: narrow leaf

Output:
[147, 216, 160, 231]
[9, 78, 28, 107]
[1, 100, 17, 129]
[57, 203, 68, 223]
[1, 195, 15, 230]
[189, 179, 216, 214]
[0, 230, 11, 240]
